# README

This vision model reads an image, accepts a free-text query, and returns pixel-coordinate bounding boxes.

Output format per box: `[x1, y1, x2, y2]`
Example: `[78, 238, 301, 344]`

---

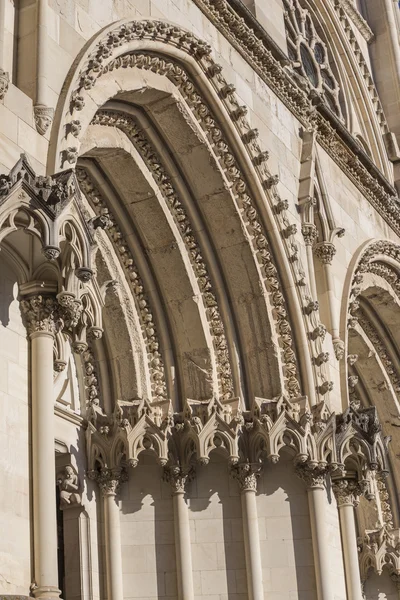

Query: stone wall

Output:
[0, 257, 31, 595]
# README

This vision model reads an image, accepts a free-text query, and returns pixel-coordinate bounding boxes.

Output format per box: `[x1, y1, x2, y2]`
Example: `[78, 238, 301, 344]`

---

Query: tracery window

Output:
[283, 0, 343, 119]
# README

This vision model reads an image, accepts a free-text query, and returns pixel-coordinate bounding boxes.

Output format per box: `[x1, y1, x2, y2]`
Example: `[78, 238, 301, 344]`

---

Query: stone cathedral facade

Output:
[0, 0, 400, 599]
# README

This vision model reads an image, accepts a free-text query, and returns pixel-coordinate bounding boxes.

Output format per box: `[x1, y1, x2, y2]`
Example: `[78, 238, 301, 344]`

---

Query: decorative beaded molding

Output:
[76, 168, 168, 401]
[91, 109, 234, 400]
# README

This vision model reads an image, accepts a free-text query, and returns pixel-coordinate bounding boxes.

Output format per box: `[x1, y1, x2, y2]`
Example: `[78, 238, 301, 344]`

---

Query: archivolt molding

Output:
[55, 28, 307, 400]
[349, 241, 400, 308]
[75, 167, 168, 402]
[53, 20, 352, 402]
[91, 109, 234, 402]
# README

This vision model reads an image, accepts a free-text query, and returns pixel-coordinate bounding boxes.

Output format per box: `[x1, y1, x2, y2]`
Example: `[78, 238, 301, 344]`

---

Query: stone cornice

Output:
[192, 0, 400, 235]
[335, 0, 375, 43]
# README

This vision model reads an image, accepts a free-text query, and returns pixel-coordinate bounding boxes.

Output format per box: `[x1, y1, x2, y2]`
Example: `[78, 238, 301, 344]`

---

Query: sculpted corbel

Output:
[57, 465, 82, 509]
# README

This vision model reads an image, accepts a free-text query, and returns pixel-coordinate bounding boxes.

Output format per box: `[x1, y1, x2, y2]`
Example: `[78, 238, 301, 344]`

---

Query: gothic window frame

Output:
[283, 0, 343, 119]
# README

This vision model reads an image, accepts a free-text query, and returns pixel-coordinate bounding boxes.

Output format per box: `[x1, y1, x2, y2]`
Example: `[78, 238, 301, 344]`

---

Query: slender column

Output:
[314, 242, 345, 360]
[89, 468, 127, 600]
[297, 465, 334, 600]
[164, 466, 195, 600]
[34, 0, 54, 134]
[333, 480, 364, 600]
[20, 295, 61, 600]
[231, 464, 264, 600]
[301, 223, 318, 300]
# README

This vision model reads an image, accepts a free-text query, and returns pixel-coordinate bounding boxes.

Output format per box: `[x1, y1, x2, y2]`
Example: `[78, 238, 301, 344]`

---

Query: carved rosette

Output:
[87, 467, 128, 497]
[296, 462, 328, 490]
[34, 104, 54, 136]
[314, 242, 337, 265]
[332, 478, 367, 507]
[230, 463, 262, 493]
[163, 465, 195, 494]
[20, 295, 60, 337]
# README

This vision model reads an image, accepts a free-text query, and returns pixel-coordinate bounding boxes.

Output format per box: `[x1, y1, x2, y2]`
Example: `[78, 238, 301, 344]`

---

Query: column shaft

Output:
[31, 331, 60, 599]
[104, 493, 124, 600]
[307, 487, 334, 600]
[241, 489, 264, 600]
[173, 491, 194, 600]
[338, 503, 363, 600]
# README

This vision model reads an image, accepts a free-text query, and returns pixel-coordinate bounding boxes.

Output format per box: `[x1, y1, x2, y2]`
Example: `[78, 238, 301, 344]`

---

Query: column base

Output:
[32, 586, 61, 600]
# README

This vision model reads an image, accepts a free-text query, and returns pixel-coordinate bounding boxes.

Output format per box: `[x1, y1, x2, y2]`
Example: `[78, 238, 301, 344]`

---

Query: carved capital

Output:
[163, 465, 195, 494]
[314, 242, 336, 265]
[301, 223, 318, 246]
[296, 462, 328, 490]
[87, 467, 128, 497]
[332, 478, 368, 507]
[20, 295, 60, 336]
[230, 462, 262, 492]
